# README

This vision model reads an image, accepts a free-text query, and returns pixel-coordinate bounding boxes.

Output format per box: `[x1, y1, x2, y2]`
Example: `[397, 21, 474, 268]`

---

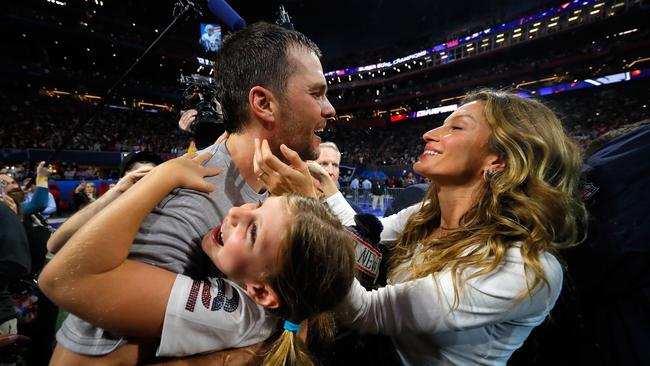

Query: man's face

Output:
[0, 174, 25, 203]
[0, 174, 20, 193]
[316, 146, 340, 181]
[272, 47, 336, 161]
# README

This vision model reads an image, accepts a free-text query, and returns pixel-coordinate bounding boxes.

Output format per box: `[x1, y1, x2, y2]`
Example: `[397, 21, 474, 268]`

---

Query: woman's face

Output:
[413, 101, 499, 186]
[85, 184, 95, 195]
[201, 196, 291, 284]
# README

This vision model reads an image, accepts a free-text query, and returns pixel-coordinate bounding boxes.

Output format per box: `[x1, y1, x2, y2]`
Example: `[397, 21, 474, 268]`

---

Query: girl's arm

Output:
[47, 166, 153, 254]
[39, 153, 220, 337]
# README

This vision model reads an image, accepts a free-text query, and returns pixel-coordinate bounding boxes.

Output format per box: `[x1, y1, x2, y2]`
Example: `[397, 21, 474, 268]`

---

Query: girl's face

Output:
[201, 196, 292, 285]
[413, 101, 499, 187]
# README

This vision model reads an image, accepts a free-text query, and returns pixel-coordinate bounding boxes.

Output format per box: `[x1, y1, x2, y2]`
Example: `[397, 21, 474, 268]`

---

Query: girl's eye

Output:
[450, 126, 462, 130]
[250, 223, 258, 244]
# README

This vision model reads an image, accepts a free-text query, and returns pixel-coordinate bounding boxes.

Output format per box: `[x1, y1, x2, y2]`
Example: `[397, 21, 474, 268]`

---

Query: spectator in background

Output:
[317, 142, 363, 212]
[316, 142, 342, 186]
[0, 161, 51, 217]
[350, 176, 359, 190]
[0, 200, 31, 366]
[72, 182, 96, 210]
[371, 177, 385, 212]
[23, 178, 57, 220]
[118, 151, 162, 178]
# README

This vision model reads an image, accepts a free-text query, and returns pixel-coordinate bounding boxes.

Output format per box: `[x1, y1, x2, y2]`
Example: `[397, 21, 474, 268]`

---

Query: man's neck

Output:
[226, 133, 265, 192]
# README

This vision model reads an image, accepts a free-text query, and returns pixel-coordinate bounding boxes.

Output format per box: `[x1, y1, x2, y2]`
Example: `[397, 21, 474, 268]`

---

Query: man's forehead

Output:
[287, 47, 325, 82]
[319, 146, 340, 160]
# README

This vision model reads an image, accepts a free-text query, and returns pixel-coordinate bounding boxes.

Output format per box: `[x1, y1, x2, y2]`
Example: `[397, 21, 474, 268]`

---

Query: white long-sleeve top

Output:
[326, 192, 563, 365]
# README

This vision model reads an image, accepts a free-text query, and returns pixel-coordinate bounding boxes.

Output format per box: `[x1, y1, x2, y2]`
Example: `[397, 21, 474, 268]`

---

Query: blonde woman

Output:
[255, 89, 587, 365]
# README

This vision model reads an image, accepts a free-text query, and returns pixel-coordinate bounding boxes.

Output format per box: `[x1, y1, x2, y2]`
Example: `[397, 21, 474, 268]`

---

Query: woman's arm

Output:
[39, 153, 220, 337]
[339, 251, 562, 336]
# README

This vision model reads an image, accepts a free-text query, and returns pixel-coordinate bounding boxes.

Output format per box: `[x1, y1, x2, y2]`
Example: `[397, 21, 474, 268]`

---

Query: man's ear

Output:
[248, 86, 277, 129]
[246, 283, 280, 309]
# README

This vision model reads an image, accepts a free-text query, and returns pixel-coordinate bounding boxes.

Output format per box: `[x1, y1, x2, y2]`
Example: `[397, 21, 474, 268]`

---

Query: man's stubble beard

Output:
[276, 104, 318, 162]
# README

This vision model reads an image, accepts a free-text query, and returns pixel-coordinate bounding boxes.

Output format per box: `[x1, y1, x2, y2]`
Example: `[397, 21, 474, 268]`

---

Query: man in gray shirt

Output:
[47, 22, 335, 364]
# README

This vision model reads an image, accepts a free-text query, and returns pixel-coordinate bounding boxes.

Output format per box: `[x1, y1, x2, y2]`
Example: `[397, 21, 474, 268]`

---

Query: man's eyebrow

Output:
[310, 82, 327, 92]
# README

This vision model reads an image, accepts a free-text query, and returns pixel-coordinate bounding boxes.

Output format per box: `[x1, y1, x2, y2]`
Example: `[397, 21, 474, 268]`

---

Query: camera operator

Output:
[178, 75, 226, 150]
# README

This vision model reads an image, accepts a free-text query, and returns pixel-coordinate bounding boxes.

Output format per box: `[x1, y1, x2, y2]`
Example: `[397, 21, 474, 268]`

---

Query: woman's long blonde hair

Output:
[389, 89, 587, 303]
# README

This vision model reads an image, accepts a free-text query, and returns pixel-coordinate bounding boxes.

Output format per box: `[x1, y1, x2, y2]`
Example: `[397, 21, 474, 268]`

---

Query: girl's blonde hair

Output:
[390, 89, 587, 304]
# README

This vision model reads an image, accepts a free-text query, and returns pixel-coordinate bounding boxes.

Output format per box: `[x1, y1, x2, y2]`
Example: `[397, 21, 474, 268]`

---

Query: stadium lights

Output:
[594, 2, 604, 8]
[548, 22, 558, 27]
[618, 29, 638, 36]
[589, 10, 600, 15]
[568, 16, 579, 21]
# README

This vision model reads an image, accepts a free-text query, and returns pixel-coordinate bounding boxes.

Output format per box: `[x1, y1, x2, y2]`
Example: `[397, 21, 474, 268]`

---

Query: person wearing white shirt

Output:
[259, 89, 587, 365]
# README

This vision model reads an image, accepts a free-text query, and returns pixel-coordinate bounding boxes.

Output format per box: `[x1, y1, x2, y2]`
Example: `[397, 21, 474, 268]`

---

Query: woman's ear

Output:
[246, 283, 280, 309]
[484, 153, 506, 174]
[248, 86, 278, 130]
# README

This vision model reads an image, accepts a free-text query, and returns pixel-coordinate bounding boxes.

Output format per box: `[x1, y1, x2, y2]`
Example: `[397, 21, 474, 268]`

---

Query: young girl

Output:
[39, 152, 356, 366]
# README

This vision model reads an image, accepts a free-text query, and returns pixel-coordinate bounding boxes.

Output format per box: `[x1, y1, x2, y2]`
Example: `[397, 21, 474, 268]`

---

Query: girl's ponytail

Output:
[263, 321, 313, 366]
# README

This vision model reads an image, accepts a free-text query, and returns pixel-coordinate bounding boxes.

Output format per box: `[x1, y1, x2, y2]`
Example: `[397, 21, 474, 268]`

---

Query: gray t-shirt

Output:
[56, 142, 268, 355]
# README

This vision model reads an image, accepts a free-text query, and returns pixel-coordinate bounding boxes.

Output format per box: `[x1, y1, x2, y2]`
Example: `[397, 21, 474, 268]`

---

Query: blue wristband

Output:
[283, 320, 300, 333]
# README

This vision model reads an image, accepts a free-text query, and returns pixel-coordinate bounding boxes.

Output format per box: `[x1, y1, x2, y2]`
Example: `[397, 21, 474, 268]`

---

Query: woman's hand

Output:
[253, 138, 317, 198]
[153, 152, 221, 193]
[307, 162, 340, 199]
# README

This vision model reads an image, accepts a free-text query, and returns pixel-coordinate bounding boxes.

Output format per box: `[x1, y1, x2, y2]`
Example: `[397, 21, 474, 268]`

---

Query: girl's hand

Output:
[156, 152, 221, 193]
[253, 138, 317, 198]
[114, 166, 155, 193]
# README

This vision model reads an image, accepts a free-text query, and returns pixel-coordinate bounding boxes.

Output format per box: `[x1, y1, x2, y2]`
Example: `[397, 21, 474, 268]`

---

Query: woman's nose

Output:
[422, 127, 441, 142]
